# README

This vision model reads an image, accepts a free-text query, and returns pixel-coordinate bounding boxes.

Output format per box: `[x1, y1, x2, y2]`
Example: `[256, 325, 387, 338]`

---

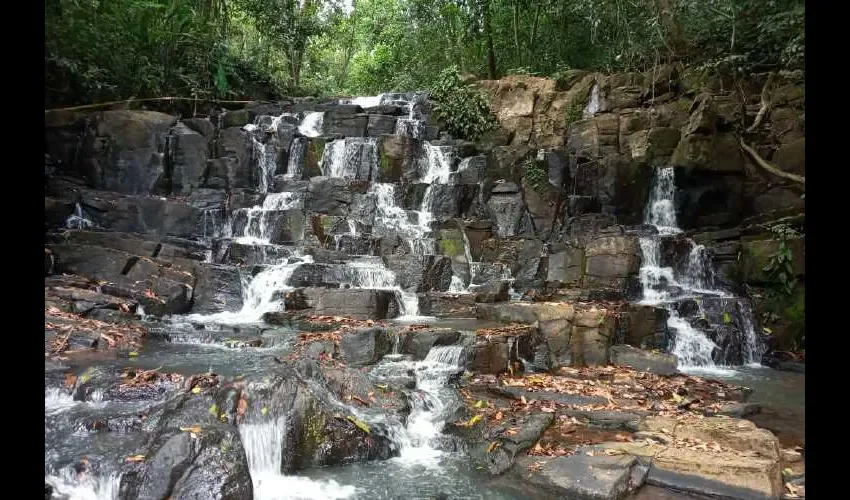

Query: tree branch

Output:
[747, 72, 776, 133]
[740, 139, 805, 187]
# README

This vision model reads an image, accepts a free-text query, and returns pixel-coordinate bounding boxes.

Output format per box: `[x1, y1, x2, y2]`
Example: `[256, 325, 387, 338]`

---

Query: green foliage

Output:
[567, 99, 585, 125]
[429, 66, 497, 142]
[763, 223, 800, 296]
[522, 158, 549, 195]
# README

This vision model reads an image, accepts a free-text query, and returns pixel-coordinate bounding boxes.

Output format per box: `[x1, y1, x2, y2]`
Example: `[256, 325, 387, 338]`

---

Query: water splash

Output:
[45, 470, 121, 500]
[232, 192, 304, 246]
[299, 112, 324, 138]
[239, 417, 356, 500]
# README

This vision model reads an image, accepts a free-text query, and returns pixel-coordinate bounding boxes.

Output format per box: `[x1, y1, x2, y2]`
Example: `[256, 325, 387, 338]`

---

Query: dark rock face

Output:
[384, 254, 453, 292]
[610, 344, 678, 375]
[339, 327, 392, 366]
[295, 287, 396, 320]
[120, 426, 253, 500]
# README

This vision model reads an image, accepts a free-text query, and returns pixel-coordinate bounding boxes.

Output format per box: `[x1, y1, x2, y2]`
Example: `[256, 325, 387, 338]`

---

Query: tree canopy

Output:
[45, 0, 804, 107]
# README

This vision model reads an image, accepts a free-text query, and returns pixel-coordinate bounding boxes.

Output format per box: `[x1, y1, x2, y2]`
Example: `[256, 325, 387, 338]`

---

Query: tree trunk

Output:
[483, 1, 497, 79]
[651, 0, 689, 55]
[512, 1, 521, 66]
[529, 2, 542, 63]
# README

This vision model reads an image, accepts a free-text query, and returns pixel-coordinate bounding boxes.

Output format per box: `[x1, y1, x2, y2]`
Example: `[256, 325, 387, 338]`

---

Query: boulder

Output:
[478, 413, 554, 475]
[378, 134, 419, 183]
[609, 345, 678, 375]
[400, 327, 461, 360]
[296, 287, 395, 320]
[512, 454, 646, 499]
[323, 111, 368, 137]
[622, 304, 669, 350]
[216, 126, 253, 188]
[416, 292, 476, 318]
[306, 177, 357, 216]
[190, 264, 244, 315]
[366, 114, 397, 137]
[339, 327, 392, 366]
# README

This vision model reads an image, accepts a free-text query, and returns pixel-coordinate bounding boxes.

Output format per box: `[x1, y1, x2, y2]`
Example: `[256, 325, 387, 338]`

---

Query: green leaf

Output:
[723, 312, 731, 324]
[346, 416, 371, 434]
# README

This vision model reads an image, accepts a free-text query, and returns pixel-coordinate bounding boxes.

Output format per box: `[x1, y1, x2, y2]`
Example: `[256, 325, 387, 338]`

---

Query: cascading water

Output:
[583, 84, 600, 118]
[45, 470, 121, 500]
[232, 192, 304, 246]
[299, 112, 324, 138]
[65, 202, 94, 230]
[285, 137, 307, 180]
[321, 137, 379, 181]
[239, 416, 356, 500]
[637, 167, 765, 370]
[370, 344, 467, 464]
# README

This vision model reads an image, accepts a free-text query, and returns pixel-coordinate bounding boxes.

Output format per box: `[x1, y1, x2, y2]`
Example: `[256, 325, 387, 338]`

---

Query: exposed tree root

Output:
[746, 72, 776, 133]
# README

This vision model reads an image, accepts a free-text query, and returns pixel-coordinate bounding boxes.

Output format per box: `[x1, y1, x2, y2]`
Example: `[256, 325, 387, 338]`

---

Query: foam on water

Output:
[45, 470, 121, 500]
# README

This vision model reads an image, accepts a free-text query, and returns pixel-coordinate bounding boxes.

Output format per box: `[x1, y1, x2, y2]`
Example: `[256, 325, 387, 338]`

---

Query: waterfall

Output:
[583, 84, 600, 118]
[321, 138, 378, 181]
[370, 345, 467, 464]
[285, 137, 307, 181]
[232, 192, 304, 246]
[298, 112, 324, 138]
[65, 202, 94, 230]
[637, 167, 765, 369]
[186, 252, 313, 324]
[239, 417, 356, 500]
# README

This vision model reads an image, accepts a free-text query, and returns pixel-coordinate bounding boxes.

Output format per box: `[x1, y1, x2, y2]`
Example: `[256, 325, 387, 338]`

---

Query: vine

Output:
[763, 222, 799, 296]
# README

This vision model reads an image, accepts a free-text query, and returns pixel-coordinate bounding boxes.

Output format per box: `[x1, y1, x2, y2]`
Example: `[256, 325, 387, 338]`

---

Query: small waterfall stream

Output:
[637, 167, 766, 371]
[239, 417, 356, 500]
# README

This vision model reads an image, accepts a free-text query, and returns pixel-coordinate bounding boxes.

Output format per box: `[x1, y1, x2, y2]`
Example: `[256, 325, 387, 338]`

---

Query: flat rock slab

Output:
[609, 344, 678, 375]
[490, 386, 608, 407]
[648, 447, 783, 500]
[481, 413, 554, 475]
[560, 409, 643, 429]
[514, 454, 646, 500]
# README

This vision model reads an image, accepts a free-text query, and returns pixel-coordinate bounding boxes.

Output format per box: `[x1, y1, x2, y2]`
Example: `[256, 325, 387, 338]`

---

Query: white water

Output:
[45, 470, 121, 500]
[65, 203, 94, 230]
[583, 84, 600, 118]
[240, 417, 357, 500]
[371, 345, 466, 465]
[232, 192, 304, 246]
[285, 137, 307, 180]
[637, 167, 764, 370]
[252, 136, 279, 194]
[186, 253, 313, 324]
[321, 138, 378, 180]
[299, 112, 325, 138]
[348, 95, 384, 109]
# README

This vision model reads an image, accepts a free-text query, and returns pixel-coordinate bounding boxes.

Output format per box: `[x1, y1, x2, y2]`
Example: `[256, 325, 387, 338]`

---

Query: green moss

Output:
[305, 407, 327, 450]
[439, 237, 464, 257]
[379, 151, 391, 172]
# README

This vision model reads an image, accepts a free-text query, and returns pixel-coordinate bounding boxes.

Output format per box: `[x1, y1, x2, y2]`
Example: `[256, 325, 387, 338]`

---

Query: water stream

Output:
[637, 167, 765, 373]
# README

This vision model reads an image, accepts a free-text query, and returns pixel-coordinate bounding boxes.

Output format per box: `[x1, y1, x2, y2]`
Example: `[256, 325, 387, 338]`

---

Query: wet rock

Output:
[512, 454, 647, 499]
[339, 327, 392, 366]
[416, 292, 476, 318]
[306, 177, 357, 215]
[647, 448, 782, 500]
[216, 126, 253, 188]
[190, 264, 244, 315]
[169, 122, 208, 194]
[478, 413, 554, 474]
[81, 111, 177, 195]
[366, 115, 397, 136]
[561, 409, 643, 429]
[739, 237, 805, 284]
[73, 189, 204, 238]
[295, 287, 395, 320]
[384, 254, 453, 292]
[471, 280, 510, 303]
[546, 246, 584, 286]
[120, 425, 252, 500]
[622, 304, 670, 350]
[609, 345, 678, 375]
[400, 327, 461, 360]
[377, 134, 420, 183]
[467, 326, 546, 374]
[486, 192, 526, 237]
[323, 110, 368, 137]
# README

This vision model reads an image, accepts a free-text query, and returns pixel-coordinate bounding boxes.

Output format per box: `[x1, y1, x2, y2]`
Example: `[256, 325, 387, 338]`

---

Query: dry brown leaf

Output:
[125, 455, 145, 462]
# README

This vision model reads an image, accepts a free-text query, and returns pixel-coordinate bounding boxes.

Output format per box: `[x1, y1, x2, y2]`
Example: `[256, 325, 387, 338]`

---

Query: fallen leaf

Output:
[191, 387, 201, 394]
[128, 351, 139, 357]
[474, 400, 486, 409]
[125, 455, 145, 462]
[346, 415, 371, 434]
[261, 407, 268, 416]
[468, 414, 483, 426]
[494, 411, 503, 421]
[487, 441, 502, 453]
[208, 404, 218, 417]
[179, 425, 202, 434]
